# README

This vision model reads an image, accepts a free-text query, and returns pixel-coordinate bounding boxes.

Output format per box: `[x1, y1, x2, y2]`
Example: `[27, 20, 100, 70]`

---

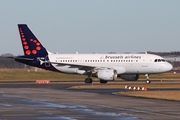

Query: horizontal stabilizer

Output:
[8, 56, 34, 61]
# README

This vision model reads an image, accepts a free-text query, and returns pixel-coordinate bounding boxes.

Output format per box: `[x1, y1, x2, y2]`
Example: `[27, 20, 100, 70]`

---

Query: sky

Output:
[0, 0, 180, 55]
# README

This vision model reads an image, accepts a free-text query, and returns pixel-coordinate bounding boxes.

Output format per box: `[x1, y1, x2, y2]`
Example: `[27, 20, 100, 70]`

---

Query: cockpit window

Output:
[154, 59, 166, 62]
[161, 59, 165, 62]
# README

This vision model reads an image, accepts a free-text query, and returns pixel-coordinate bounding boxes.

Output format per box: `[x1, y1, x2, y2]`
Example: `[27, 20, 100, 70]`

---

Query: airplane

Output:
[12, 24, 173, 84]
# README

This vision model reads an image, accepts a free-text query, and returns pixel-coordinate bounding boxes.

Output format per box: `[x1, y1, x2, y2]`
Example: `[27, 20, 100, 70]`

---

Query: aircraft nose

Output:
[166, 62, 173, 71]
[160, 62, 173, 72]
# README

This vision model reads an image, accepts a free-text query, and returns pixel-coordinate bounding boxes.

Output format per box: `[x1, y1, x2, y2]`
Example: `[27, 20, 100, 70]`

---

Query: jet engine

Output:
[119, 74, 139, 81]
[97, 69, 117, 81]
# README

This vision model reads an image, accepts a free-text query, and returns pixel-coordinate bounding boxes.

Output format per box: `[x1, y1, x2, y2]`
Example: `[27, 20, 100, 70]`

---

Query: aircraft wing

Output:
[50, 62, 108, 72]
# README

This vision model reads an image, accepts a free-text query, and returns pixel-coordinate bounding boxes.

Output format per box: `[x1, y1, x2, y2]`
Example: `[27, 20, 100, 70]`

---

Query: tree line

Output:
[148, 51, 180, 57]
[0, 54, 28, 68]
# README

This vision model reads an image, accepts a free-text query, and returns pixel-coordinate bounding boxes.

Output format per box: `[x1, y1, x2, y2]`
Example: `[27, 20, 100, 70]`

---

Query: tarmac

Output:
[0, 83, 180, 120]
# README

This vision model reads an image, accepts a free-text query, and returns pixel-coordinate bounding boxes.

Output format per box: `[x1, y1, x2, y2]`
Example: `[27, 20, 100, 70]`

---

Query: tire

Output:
[85, 78, 93, 83]
[146, 80, 151, 84]
[100, 79, 108, 84]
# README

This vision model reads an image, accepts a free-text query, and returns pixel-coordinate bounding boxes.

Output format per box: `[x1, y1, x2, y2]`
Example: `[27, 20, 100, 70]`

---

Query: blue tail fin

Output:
[18, 24, 48, 57]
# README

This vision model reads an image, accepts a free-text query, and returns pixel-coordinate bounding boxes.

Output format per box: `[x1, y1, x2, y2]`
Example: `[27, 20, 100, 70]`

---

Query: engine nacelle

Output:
[74, 70, 86, 74]
[97, 69, 117, 81]
[119, 74, 139, 81]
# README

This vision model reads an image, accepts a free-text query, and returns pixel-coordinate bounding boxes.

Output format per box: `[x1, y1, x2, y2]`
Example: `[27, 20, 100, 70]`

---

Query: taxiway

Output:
[0, 83, 179, 120]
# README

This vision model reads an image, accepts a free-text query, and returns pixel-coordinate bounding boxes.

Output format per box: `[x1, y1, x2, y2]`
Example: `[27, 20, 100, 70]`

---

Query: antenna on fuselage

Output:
[76, 51, 78, 54]
[145, 51, 147, 54]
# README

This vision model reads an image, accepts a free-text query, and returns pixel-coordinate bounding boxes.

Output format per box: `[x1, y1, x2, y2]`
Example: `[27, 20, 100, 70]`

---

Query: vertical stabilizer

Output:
[18, 24, 48, 57]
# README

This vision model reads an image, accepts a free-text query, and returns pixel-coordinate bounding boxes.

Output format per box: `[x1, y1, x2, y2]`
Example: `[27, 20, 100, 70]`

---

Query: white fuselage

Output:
[16, 24, 173, 83]
[47, 53, 172, 75]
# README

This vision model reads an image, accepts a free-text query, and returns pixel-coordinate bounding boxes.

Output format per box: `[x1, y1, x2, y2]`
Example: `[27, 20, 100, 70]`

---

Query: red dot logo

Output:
[33, 40, 37, 43]
[36, 42, 40, 46]
[24, 45, 29, 49]
[25, 39, 42, 54]
[19, 28, 23, 32]
[32, 50, 37, 54]
[23, 42, 27, 45]
[26, 50, 31, 55]
[22, 38, 26, 41]
[36, 46, 41, 51]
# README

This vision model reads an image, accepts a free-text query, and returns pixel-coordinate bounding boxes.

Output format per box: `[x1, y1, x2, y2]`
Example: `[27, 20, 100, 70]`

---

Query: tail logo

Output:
[19, 28, 42, 55]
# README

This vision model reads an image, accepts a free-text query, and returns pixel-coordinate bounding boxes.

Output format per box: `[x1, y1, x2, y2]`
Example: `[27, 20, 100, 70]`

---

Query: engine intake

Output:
[97, 69, 117, 81]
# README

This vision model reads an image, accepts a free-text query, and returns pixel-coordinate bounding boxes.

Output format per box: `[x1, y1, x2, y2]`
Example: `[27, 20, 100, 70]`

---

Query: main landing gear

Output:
[85, 77, 93, 84]
[145, 74, 151, 84]
[100, 79, 108, 84]
[84, 77, 108, 84]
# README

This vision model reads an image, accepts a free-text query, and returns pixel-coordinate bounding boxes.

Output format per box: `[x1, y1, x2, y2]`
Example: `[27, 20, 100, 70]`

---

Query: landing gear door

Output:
[45, 55, 50, 67]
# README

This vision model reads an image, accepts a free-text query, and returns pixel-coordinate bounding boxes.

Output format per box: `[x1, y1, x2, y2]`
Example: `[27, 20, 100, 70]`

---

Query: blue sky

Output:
[0, 0, 180, 55]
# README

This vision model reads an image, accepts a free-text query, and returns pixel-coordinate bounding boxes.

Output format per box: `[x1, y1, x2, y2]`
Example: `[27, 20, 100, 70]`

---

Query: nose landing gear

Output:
[145, 74, 151, 84]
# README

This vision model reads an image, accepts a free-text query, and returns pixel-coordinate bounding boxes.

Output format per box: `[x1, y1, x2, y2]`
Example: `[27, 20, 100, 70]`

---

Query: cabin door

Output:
[142, 56, 148, 67]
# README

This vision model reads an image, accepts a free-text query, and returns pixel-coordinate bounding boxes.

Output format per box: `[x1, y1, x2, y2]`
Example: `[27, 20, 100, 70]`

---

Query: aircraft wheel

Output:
[100, 79, 108, 84]
[85, 78, 93, 83]
[145, 74, 151, 84]
[146, 80, 151, 84]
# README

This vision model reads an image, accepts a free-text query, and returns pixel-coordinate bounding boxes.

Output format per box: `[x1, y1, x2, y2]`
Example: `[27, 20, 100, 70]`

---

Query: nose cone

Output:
[160, 62, 173, 72]
[165, 62, 173, 71]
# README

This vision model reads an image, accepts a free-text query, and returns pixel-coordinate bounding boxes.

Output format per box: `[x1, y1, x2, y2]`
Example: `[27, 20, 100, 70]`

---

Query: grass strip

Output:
[0, 69, 179, 81]
[118, 91, 180, 101]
